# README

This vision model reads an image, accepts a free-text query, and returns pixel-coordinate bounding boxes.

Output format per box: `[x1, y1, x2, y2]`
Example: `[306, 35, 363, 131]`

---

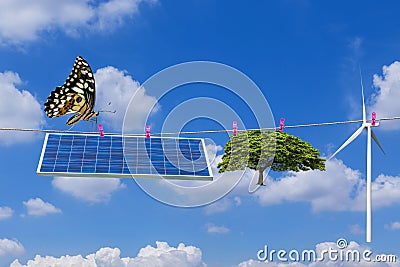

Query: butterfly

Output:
[44, 56, 98, 125]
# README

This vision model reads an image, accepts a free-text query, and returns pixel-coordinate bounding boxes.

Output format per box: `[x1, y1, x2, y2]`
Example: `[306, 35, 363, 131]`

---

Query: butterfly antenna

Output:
[94, 117, 98, 131]
[98, 101, 116, 114]
[67, 124, 75, 131]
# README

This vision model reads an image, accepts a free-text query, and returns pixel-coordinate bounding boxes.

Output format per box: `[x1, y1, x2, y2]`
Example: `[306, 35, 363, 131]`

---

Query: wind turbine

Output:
[329, 75, 385, 243]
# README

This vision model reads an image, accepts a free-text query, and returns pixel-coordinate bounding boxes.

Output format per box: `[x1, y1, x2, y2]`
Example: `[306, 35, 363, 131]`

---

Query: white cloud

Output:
[0, 238, 24, 258]
[252, 159, 363, 212]
[11, 254, 95, 267]
[204, 145, 400, 213]
[206, 223, 230, 234]
[132, 241, 205, 267]
[349, 224, 364, 235]
[210, 154, 400, 213]
[384, 221, 400, 231]
[371, 174, 400, 208]
[22, 198, 61, 216]
[0, 0, 155, 45]
[204, 195, 242, 215]
[369, 61, 400, 130]
[52, 177, 126, 203]
[0, 71, 45, 145]
[139, 142, 399, 210]
[7, 239, 399, 267]
[96, 0, 155, 31]
[0, 206, 13, 220]
[11, 241, 206, 267]
[204, 197, 232, 215]
[95, 66, 159, 132]
[237, 260, 306, 267]
[234, 196, 242, 206]
[252, 158, 400, 212]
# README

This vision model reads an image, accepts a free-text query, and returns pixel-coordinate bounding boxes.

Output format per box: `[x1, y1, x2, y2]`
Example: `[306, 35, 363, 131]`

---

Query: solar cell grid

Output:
[37, 133, 213, 180]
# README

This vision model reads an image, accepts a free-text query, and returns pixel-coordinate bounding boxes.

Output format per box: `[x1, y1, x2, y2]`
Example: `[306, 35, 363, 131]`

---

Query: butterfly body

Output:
[44, 56, 97, 125]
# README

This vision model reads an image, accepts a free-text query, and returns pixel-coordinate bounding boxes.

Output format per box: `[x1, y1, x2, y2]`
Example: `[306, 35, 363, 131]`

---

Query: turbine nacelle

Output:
[328, 121, 384, 161]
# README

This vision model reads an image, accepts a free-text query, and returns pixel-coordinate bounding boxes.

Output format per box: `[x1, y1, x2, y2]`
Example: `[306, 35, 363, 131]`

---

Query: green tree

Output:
[217, 130, 326, 185]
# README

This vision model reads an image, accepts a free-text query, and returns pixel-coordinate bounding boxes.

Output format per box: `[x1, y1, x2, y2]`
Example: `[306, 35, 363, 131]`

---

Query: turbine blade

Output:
[371, 130, 385, 155]
[329, 126, 365, 160]
[360, 68, 367, 124]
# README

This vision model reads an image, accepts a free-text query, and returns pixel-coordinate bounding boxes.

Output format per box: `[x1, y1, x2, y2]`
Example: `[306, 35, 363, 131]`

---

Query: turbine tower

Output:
[329, 76, 385, 243]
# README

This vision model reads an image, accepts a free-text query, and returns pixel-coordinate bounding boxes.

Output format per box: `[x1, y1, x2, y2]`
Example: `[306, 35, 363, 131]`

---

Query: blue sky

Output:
[1, 0, 400, 266]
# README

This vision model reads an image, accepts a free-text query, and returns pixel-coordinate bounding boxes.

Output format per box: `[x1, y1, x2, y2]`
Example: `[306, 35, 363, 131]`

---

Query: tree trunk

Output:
[257, 168, 265, 185]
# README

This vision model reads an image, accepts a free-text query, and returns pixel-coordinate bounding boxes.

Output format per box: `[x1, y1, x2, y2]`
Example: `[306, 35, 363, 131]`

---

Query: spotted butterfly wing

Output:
[44, 56, 98, 125]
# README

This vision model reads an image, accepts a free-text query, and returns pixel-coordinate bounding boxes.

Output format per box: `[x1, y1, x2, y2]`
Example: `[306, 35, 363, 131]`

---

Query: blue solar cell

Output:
[54, 164, 68, 173]
[37, 133, 212, 180]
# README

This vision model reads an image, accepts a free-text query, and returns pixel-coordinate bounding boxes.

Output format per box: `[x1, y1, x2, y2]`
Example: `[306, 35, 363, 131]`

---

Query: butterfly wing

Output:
[44, 56, 97, 125]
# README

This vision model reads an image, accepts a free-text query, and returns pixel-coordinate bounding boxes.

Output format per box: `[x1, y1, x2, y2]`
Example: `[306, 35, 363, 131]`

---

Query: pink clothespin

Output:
[146, 125, 151, 138]
[98, 124, 104, 137]
[279, 118, 285, 132]
[372, 112, 376, 126]
[233, 121, 238, 135]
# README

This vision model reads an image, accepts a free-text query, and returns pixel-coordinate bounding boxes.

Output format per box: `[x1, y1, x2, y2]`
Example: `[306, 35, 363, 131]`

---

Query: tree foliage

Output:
[217, 130, 325, 185]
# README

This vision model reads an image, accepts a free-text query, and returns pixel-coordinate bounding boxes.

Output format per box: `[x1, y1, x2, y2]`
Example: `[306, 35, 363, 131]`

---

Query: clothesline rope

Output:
[1, 116, 400, 136]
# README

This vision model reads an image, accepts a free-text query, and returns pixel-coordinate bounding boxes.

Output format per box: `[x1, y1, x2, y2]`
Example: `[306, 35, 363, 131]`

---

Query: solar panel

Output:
[37, 133, 213, 181]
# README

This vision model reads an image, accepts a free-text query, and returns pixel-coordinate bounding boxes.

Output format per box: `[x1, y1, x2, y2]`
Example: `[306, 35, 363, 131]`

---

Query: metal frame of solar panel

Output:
[37, 133, 213, 180]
